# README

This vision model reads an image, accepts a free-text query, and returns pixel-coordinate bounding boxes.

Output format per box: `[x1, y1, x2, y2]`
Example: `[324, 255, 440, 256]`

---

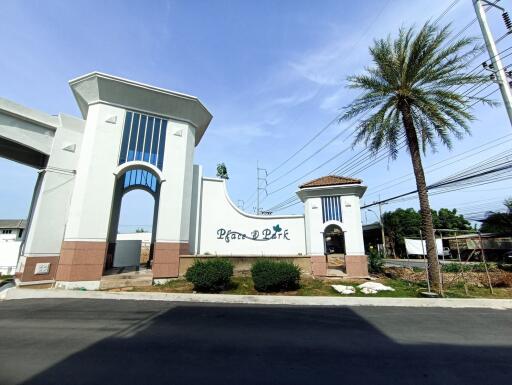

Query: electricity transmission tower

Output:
[256, 161, 268, 215]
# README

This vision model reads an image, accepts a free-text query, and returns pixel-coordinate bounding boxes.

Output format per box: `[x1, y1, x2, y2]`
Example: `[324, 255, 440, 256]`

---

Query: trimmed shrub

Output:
[185, 258, 234, 293]
[442, 263, 472, 273]
[251, 259, 301, 292]
[368, 249, 384, 274]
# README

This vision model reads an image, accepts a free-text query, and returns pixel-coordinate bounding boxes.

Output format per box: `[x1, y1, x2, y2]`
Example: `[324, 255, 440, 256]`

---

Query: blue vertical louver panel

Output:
[119, 112, 132, 165]
[151, 118, 161, 165]
[123, 168, 158, 193]
[118, 111, 168, 171]
[143, 116, 154, 162]
[135, 115, 147, 161]
[321, 196, 342, 223]
[157, 120, 167, 170]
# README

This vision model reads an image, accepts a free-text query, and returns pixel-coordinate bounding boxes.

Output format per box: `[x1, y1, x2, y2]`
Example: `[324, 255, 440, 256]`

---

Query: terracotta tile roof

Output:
[299, 175, 362, 189]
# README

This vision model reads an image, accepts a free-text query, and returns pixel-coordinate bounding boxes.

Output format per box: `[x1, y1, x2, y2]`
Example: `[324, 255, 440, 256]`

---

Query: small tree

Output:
[383, 207, 471, 257]
[433, 208, 472, 231]
[216, 162, 229, 179]
[480, 198, 512, 233]
[135, 227, 146, 233]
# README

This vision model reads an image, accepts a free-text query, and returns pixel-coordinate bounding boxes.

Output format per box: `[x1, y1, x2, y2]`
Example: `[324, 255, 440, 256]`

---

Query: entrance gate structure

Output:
[1, 72, 369, 289]
[0, 73, 211, 289]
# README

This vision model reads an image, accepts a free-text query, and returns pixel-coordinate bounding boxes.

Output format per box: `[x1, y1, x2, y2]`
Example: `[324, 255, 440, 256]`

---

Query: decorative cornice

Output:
[69, 72, 212, 145]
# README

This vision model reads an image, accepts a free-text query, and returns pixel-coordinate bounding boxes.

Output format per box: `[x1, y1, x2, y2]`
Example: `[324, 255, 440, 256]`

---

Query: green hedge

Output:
[251, 259, 301, 292]
[185, 258, 234, 293]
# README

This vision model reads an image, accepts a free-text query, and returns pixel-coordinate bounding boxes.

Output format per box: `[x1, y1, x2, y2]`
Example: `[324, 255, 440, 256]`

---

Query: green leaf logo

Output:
[273, 224, 282, 232]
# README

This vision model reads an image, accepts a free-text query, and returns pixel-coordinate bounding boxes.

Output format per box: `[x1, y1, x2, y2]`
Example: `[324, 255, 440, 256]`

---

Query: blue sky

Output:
[1, 0, 511, 232]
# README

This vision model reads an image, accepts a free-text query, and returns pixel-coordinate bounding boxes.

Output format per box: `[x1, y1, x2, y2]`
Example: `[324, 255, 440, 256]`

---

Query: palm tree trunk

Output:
[399, 101, 442, 293]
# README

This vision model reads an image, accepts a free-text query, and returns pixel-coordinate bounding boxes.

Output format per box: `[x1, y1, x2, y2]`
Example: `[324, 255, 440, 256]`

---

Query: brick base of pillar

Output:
[19, 256, 60, 282]
[345, 255, 369, 277]
[152, 242, 189, 278]
[310, 255, 327, 276]
[55, 241, 106, 281]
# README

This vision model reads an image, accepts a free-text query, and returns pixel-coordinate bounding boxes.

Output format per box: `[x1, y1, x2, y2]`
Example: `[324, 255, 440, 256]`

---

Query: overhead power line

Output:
[259, 5, 511, 213]
[265, 1, 393, 177]
[361, 150, 512, 209]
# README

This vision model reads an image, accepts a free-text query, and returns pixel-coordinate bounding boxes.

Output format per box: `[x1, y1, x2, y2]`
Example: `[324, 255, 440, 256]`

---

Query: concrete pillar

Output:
[152, 121, 196, 279]
[19, 114, 84, 283]
[57, 104, 125, 284]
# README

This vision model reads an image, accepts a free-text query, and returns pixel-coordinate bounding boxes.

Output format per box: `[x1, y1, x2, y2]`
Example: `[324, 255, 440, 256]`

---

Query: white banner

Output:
[0, 240, 21, 274]
[404, 238, 443, 256]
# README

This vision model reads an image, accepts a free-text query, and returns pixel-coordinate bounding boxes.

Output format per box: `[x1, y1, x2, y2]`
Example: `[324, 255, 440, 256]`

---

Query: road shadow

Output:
[1, 299, 511, 385]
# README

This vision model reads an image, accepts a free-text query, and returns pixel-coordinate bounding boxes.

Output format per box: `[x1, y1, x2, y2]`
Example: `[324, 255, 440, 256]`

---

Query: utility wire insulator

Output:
[503, 12, 512, 31]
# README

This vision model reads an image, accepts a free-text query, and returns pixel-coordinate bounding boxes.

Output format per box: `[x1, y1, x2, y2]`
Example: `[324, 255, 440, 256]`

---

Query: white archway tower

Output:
[56, 73, 212, 287]
[296, 176, 368, 277]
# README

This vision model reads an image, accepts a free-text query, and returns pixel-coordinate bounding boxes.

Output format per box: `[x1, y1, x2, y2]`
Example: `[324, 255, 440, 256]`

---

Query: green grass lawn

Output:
[131, 275, 512, 298]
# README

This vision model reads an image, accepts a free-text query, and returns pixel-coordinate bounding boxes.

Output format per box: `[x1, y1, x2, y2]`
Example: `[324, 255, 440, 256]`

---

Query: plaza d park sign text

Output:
[217, 224, 290, 243]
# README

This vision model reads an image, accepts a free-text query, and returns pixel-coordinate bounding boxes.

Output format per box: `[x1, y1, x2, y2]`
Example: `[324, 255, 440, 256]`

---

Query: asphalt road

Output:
[1, 299, 511, 385]
[384, 258, 474, 269]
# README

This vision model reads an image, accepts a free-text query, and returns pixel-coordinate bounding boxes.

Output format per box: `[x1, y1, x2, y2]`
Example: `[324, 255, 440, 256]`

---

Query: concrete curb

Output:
[2, 287, 512, 309]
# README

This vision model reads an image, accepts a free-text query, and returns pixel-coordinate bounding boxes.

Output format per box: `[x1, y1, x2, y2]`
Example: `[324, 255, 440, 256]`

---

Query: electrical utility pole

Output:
[474, 0, 512, 127]
[256, 161, 268, 215]
[365, 198, 387, 257]
[377, 201, 387, 258]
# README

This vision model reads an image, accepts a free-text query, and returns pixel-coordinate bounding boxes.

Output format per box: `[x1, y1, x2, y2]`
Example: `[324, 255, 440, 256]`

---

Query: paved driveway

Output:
[384, 258, 477, 269]
[0, 299, 511, 385]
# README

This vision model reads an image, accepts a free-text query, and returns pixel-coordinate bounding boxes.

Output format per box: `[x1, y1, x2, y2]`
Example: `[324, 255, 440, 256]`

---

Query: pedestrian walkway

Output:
[2, 287, 512, 309]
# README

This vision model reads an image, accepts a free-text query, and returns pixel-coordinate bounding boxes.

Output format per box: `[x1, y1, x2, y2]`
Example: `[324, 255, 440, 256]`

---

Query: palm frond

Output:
[342, 22, 496, 158]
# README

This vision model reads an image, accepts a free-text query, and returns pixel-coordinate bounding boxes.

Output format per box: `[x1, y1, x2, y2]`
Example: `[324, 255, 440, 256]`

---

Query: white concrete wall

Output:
[0, 233, 17, 241]
[156, 121, 196, 245]
[64, 104, 125, 241]
[23, 113, 85, 256]
[304, 197, 324, 255]
[198, 178, 306, 255]
[340, 195, 365, 255]
[117, 232, 151, 244]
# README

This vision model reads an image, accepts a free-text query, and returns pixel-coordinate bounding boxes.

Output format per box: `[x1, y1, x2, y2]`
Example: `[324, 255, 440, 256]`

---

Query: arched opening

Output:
[105, 168, 160, 274]
[324, 224, 345, 255]
[324, 224, 346, 275]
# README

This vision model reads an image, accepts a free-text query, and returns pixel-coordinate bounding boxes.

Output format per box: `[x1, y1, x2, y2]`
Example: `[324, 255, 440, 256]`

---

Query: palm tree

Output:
[342, 23, 496, 292]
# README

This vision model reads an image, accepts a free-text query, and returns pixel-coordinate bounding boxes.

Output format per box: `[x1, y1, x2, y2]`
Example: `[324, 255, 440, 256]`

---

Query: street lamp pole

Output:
[377, 202, 386, 258]
[367, 205, 386, 258]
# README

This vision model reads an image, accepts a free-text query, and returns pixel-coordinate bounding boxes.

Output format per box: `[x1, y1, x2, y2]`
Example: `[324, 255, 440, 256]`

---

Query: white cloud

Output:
[320, 87, 346, 112]
[287, 39, 356, 86]
[210, 120, 283, 145]
[268, 88, 318, 108]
